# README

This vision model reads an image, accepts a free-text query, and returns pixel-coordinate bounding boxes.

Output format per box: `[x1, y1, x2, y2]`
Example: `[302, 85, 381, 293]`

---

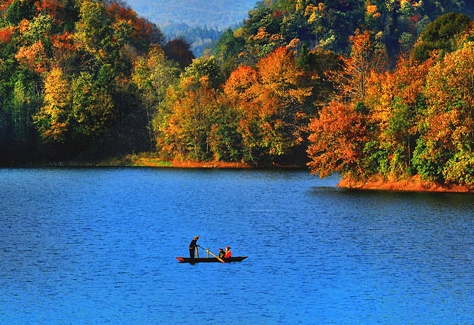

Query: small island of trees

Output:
[1, 0, 474, 191]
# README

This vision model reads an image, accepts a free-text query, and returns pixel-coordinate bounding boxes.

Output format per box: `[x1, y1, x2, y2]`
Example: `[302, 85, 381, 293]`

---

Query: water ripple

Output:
[0, 168, 473, 324]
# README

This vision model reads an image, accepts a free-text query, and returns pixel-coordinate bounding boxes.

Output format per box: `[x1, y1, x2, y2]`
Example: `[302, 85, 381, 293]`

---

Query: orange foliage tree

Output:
[334, 29, 389, 103]
[307, 100, 370, 177]
[0, 26, 14, 44]
[35, 0, 64, 21]
[308, 29, 387, 178]
[157, 76, 221, 161]
[15, 40, 48, 73]
[224, 46, 312, 163]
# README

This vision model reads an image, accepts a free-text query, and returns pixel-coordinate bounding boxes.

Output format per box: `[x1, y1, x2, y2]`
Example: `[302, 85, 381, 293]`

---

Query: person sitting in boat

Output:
[218, 248, 225, 259]
[224, 246, 232, 259]
[189, 236, 199, 259]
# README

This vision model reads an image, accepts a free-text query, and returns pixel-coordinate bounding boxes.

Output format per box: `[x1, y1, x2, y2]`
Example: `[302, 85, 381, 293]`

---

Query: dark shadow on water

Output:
[310, 185, 474, 198]
[308, 185, 474, 217]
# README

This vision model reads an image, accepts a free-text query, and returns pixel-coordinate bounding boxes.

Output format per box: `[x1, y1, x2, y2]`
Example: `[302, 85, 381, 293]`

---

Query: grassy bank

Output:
[338, 174, 473, 193]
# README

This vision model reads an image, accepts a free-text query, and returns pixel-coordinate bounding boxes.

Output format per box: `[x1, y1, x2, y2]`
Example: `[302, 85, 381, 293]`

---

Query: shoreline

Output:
[338, 175, 473, 193]
[4, 157, 474, 193]
[118, 155, 305, 169]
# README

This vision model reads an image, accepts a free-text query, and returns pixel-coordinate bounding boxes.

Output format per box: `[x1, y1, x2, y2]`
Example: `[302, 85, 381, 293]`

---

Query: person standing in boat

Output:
[224, 246, 232, 259]
[189, 236, 199, 259]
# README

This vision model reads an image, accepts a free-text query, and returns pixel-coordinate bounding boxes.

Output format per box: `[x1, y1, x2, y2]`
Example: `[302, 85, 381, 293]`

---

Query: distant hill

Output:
[124, 0, 258, 56]
[125, 0, 258, 29]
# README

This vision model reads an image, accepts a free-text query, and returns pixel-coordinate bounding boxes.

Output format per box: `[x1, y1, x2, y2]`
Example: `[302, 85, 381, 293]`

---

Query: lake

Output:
[0, 168, 473, 324]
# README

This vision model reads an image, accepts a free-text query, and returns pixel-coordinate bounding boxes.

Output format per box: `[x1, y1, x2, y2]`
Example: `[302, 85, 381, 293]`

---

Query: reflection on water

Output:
[0, 168, 473, 324]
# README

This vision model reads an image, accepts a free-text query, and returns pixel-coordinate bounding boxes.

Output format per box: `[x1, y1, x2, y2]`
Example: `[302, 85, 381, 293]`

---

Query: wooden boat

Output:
[176, 256, 248, 263]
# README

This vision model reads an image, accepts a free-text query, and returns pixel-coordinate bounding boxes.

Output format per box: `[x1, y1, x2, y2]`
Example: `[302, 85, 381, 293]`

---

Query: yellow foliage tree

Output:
[34, 67, 71, 142]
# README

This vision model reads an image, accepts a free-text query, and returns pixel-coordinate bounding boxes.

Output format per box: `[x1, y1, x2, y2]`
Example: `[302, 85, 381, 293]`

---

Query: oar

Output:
[198, 245, 225, 263]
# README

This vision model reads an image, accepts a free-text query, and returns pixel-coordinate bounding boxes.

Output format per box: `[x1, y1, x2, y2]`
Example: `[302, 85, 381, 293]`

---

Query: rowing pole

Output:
[197, 245, 225, 263]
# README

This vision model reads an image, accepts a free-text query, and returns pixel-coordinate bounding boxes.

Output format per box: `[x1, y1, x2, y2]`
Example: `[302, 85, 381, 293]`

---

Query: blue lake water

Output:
[0, 168, 473, 324]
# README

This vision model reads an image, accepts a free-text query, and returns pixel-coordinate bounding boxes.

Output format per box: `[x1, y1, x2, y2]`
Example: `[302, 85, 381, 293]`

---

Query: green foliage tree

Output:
[304, 0, 365, 53]
[182, 56, 224, 89]
[5, 0, 35, 25]
[9, 68, 41, 144]
[75, 0, 113, 57]
[70, 70, 115, 145]
[132, 45, 180, 148]
[154, 53, 241, 162]
[214, 28, 246, 77]
[412, 12, 471, 61]
[207, 101, 243, 162]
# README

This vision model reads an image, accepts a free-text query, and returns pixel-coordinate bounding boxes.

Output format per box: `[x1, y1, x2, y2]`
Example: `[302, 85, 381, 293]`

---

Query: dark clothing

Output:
[189, 238, 198, 259]
[218, 250, 225, 259]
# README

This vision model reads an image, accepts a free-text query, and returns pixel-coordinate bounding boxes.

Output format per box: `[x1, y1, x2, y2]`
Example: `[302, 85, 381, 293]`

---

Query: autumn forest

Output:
[1, 0, 474, 189]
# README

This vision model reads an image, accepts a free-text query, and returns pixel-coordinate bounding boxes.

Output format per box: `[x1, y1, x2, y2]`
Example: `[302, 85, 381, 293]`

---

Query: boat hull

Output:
[176, 256, 247, 263]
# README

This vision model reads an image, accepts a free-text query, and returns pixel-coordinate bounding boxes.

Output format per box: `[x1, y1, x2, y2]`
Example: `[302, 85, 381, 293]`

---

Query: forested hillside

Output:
[0, 0, 192, 162]
[1, 0, 474, 190]
[302, 9, 474, 189]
